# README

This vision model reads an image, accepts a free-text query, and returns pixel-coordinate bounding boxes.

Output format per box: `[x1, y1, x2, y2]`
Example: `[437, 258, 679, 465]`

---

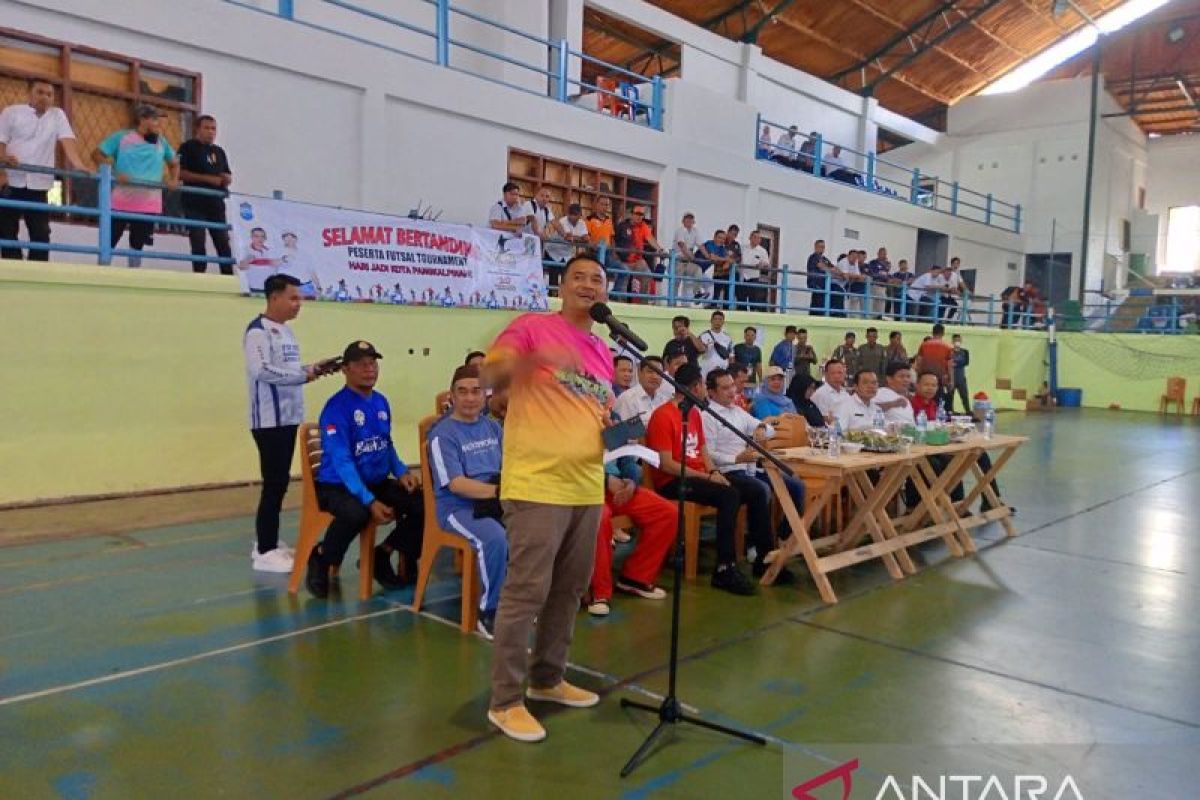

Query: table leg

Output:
[910, 457, 969, 556]
[762, 465, 838, 603]
[958, 445, 1020, 538]
[838, 466, 910, 580]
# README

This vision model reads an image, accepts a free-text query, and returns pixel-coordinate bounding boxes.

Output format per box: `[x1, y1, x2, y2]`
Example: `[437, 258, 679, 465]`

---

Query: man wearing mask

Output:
[177, 115, 233, 274]
[948, 334, 971, 415]
[0, 78, 88, 260]
[94, 105, 180, 267]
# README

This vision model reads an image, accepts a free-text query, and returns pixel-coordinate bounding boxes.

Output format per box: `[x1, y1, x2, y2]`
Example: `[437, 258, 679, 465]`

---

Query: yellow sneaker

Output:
[526, 680, 599, 708]
[487, 704, 546, 743]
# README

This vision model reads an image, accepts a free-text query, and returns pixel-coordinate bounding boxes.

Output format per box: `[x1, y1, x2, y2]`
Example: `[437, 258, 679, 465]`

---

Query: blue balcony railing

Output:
[756, 117, 1021, 234]
[223, 0, 665, 130]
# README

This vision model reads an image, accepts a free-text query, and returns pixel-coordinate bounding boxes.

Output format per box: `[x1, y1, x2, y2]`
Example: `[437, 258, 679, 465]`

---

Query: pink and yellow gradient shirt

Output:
[488, 312, 614, 505]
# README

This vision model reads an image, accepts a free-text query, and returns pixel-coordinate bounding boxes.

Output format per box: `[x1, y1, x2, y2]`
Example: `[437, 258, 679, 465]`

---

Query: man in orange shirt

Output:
[612, 205, 663, 301]
[586, 196, 620, 275]
[914, 323, 954, 408]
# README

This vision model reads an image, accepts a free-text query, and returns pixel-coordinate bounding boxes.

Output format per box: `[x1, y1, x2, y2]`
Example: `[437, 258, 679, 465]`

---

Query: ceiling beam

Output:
[859, 0, 1007, 96]
[951, 4, 1033, 61]
[753, 0, 955, 104]
[741, 0, 799, 43]
[830, 1, 960, 82]
[838, 0, 988, 77]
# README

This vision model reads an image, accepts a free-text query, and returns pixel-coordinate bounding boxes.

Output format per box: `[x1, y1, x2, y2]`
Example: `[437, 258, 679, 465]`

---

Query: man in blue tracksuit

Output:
[306, 340, 423, 598]
[427, 364, 506, 638]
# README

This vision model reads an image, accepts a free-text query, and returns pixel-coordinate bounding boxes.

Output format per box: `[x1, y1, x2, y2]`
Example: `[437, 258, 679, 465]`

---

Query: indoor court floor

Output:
[1, 410, 1197, 799]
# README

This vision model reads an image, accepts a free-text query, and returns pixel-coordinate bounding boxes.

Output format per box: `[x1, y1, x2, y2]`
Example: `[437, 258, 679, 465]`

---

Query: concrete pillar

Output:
[548, 0, 583, 97]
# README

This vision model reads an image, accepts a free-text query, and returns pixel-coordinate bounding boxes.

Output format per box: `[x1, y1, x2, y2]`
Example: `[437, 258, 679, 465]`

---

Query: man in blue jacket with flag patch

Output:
[306, 340, 424, 598]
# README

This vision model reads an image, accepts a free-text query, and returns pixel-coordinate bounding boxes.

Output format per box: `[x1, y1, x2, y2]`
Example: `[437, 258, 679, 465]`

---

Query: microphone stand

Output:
[610, 332, 795, 779]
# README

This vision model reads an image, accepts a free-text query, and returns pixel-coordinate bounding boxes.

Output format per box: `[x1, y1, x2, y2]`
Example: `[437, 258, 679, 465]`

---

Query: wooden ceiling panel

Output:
[582, 1, 1200, 135]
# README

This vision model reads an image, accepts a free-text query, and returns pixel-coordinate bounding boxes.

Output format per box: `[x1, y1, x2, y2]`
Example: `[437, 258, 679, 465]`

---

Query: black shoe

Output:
[476, 609, 496, 640]
[752, 560, 796, 585]
[373, 545, 404, 590]
[305, 546, 329, 599]
[711, 563, 757, 596]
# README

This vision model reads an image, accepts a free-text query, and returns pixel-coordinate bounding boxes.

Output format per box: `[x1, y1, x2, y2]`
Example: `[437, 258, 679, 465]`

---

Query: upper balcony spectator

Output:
[488, 181, 533, 235]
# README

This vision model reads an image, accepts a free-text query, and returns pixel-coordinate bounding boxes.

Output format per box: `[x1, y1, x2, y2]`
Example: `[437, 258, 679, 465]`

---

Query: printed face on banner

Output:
[229, 196, 547, 309]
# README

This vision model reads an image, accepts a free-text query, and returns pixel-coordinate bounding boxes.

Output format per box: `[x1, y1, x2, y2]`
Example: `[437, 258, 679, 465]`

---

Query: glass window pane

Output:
[140, 67, 194, 103]
[71, 52, 131, 92]
[0, 34, 63, 77]
[1165, 206, 1200, 273]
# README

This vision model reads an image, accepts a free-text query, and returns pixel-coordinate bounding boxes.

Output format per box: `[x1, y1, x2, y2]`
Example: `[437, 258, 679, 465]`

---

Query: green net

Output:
[1058, 333, 1200, 380]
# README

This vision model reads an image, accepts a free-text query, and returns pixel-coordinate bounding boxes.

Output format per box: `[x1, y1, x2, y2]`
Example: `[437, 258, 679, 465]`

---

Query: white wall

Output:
[8, 0, 1024, 301]
[1145, 136, 1200, 272]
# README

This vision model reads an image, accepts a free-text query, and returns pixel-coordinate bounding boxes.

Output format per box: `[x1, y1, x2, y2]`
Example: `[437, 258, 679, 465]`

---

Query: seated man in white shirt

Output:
[834, 369, 882, 432]
[612, 355, 668, 426]
[703, 368, 800, 581]
[810, 359, 849, 422]
[873, 362, 915, 426]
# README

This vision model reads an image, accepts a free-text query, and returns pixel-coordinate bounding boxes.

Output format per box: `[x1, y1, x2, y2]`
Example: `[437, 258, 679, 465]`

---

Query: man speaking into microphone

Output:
[484, 253, 615, 743]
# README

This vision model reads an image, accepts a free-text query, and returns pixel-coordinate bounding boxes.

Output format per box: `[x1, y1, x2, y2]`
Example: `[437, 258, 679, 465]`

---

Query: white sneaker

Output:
[252, 547, 295, 573]
[251, 541, 294, 558]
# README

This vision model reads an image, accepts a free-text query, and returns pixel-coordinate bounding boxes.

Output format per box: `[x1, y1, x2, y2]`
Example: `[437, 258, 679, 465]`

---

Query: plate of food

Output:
[844, 430, 905, 453]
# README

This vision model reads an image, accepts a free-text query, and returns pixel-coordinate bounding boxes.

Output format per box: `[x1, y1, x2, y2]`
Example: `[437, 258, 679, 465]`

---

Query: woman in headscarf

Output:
[786, 372, 827, 429]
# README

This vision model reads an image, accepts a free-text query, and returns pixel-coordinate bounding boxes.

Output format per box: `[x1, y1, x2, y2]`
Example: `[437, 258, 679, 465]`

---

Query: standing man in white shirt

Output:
[672, 212, 704, 301]
[487, 181, 533, 235]
[811, 359, 849, 422]
[740, 230, 771, 310]
[698, 310, 733, 378]
[942, 258, 966, 321]
[834, 370, 882, 432]
[243, 274, 336, 572]
[873, 363, 915, 426]
[612, 355, 668, 426]
[0, 79, 88, 261]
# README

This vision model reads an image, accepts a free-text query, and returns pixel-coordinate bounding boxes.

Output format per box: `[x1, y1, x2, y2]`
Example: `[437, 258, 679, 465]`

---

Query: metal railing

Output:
[224, 0, 664, 130]
[0, 163, 233, 268]
[756, 118, 1022, 233]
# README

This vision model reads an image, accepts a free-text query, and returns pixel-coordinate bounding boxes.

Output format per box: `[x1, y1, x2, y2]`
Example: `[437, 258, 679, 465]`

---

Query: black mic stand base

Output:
[619, 694, 767, 778]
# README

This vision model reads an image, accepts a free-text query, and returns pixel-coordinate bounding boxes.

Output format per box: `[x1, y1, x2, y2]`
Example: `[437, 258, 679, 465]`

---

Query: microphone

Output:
[589, 302, 648, 352]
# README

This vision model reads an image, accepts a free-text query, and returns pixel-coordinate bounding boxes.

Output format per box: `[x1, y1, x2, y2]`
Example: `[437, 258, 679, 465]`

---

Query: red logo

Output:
[324, 425, 337, 435]
[793, 759, 859, 800]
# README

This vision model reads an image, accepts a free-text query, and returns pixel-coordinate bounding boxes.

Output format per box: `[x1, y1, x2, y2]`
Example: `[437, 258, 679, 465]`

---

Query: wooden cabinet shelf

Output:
[507, 148, 660, 234]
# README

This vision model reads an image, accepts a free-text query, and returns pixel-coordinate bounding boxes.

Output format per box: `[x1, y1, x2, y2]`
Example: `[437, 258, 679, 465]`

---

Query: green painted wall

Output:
[2, 261, 1046, 505]
[1057, 332, 1200, 412]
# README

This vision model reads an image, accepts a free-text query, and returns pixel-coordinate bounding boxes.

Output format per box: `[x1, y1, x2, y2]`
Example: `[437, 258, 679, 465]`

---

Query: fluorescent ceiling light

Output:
[981, 0, 1172, 95]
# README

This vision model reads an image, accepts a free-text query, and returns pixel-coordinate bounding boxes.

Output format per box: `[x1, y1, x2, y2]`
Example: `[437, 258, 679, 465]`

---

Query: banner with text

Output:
[229, 194, 548, 311]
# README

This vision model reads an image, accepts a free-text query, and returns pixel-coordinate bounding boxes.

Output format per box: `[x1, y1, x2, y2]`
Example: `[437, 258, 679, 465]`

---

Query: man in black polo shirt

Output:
[177, 115, 232, 274]
[661, 314, 707, 368]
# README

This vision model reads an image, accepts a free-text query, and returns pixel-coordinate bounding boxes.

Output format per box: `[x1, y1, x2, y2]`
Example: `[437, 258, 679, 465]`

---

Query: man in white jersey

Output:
[243, 274, 336, 572]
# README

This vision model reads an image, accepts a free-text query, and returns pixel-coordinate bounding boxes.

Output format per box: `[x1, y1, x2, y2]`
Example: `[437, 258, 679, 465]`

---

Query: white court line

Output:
[0, 604, 408, 708]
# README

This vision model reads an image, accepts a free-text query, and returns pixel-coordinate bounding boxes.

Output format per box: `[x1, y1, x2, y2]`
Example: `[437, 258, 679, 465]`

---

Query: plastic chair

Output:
[618, 82, 648, 123]
[411, 415, 481, 633]
[596, 76, 627, 117]
[288, 423, 380, 601]
[1160, 377, 1187, 415]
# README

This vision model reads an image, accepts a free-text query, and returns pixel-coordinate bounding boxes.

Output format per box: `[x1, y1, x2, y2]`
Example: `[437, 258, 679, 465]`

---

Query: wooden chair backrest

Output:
[434, 391, 452, 416]
[299, 423, 323, 480]
[766, 413, 808, 450]
[1165, 376, 1186, 400]
[418, 415, 439, 517]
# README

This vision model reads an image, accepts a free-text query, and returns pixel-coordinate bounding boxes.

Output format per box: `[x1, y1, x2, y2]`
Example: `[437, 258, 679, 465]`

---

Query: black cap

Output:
[342, 340, 383, 363]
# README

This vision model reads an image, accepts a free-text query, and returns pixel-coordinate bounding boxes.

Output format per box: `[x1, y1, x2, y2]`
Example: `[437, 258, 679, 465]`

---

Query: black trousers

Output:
[725, 472, 775, 559]
[251, 425, 297, 553]
[948, 377, 970, 415]
[0, 186, 51, 261]
[657, 477, 739, 566]
[111, 218, 155, 251]
[184, 204, 232, 275]
[315, 480, 424, 569]
[940, 295, 959, 321]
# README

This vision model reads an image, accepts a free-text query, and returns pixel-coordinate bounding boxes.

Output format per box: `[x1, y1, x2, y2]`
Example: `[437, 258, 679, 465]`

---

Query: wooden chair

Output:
[433, 390, 451, 416]
[1159, 377, 1187, 415]
[288, 423, 380, 601]
[1193, 395, 1200, 416]
[640, 466, 746, 581]
[411, 415, 481, 633]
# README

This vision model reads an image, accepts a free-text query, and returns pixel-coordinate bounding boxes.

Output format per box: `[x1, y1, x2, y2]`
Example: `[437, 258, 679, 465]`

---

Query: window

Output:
[0, 27, 202, 225]
[1164, 206, 1200, 273]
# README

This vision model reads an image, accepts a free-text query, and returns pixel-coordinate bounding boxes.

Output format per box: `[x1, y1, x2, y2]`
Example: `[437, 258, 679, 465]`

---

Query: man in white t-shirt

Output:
[907, 266, 946, 322]
[487, 181, 533, 234]
[839, 250, 866, 317]
[672, 212, 704, 301]
[874, 362, 915, 426]
[0, 79, 88, 261]
[941, 258, 966, 321]
[834, 369, 882, 431]
[811, 359, 849, 421]
[740, 230, 771, 310]
[613, 355, 669, 426]
[543, 202, 589, 295]
[698, 310, 733, 377]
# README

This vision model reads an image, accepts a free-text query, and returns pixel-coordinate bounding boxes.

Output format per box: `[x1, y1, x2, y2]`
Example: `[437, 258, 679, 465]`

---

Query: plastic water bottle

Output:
[873, 408, 886, 430]
[983, 409, 995, 440]
[935, 400, 948, 424]
[829, 419, 843, 457]
[915, 410, 928, 444]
